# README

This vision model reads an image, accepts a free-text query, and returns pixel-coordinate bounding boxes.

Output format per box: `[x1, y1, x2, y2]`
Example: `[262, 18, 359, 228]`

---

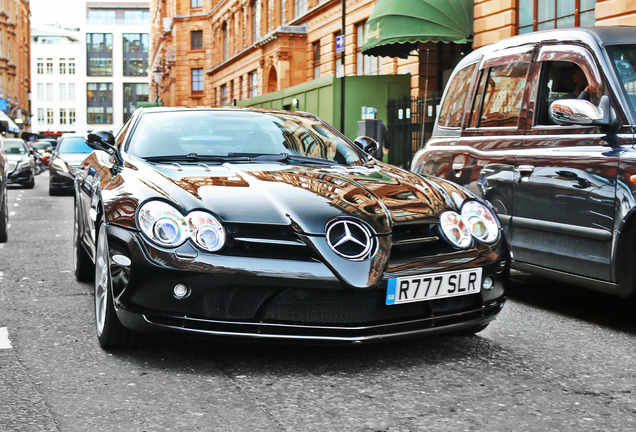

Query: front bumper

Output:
[49, 167, 75, 191]
[7, 164, 33, 185]
[106, 224, 509, 343]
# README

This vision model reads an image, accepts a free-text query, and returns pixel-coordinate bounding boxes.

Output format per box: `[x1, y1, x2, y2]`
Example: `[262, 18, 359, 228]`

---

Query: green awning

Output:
[361, 0, 473, 59]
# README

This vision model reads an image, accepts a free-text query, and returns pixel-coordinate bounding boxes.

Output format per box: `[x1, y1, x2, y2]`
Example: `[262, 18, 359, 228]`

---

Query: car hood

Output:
[5, 154, 30, 162]
[102, 158, 469, 236]
[56, 153, 92, 164]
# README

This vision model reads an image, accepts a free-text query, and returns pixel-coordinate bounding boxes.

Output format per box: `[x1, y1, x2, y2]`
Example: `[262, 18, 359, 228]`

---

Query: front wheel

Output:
[95, 222, 137, 349]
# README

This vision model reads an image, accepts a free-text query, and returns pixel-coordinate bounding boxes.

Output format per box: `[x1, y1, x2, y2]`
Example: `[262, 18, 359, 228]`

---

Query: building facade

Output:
[150, 0, 427, 109]
[30, 25, 84, 137]
[0, 0, 31, 135]
[30, 0, 150, 137]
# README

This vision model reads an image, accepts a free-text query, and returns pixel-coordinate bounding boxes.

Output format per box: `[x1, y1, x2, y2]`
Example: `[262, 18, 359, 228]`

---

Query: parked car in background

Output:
[411, 26, 636, 299]
[49, 135, 94, 195]
[74, 107, 509, 349]
[31, 140, 55, 166]
[2, 138, 35, 189]
[0, 140, 7, 242]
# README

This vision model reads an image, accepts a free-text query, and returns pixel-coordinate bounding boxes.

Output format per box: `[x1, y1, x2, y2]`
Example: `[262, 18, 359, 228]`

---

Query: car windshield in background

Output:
[127, 110, 365, 165]
[57, 137, 94, 153]
[3, 140, 26, 154]
[607, 44, 636, 120]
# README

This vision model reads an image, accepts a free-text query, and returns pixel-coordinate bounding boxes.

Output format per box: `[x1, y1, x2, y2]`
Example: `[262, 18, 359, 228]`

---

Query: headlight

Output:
[51, 158, 69, 173]
[461, 201, 500, 244]
[17, 160, 31, 170]
[440, 210, 472, 248]
[137, 201, 188, 248]
[137, 200, 225, 251]
[187, 211, 225, 252]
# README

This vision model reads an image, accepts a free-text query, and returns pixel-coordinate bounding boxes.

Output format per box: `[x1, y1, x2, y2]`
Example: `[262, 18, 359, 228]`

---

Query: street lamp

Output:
[152, 67, 162, 106]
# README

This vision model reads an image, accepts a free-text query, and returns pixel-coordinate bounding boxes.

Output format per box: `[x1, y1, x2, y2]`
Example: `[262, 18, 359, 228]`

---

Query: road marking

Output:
[0, 270, 3, 280]
[9, 212, 16, 216]
[0, 327, 12, 349]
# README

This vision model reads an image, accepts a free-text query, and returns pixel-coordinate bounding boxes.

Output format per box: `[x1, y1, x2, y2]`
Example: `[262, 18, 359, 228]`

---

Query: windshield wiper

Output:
[229, 152, 339, 166]
[143, 154, 251, 163]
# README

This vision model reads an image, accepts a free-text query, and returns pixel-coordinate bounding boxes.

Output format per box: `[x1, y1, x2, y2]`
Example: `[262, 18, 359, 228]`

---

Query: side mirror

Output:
[85, 130, 122, 165]
[549, 96, 611, 127]
[354, 136, 379, 155]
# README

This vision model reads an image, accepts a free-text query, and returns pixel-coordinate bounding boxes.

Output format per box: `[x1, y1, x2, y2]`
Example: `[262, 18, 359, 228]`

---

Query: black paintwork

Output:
[75, 107, 509, 343]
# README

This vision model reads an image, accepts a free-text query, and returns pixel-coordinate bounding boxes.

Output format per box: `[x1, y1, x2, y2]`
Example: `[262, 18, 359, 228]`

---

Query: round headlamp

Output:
[439, 210, 472, 249]
[137, 200, 188, 248]
[461, 201, 500, 244]
[187, 211, 225, 252]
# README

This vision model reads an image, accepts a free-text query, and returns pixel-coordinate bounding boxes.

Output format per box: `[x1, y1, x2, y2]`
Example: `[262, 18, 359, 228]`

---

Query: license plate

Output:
[386, 268, 482, 305]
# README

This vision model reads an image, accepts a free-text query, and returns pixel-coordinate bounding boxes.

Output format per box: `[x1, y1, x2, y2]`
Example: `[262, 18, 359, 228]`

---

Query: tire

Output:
[49, 184, 58, 196]
[95, 222, 137, 349]
[0, 191, 8, 243]
[24, 175, 35, 189]
[73, 205, 93, 282]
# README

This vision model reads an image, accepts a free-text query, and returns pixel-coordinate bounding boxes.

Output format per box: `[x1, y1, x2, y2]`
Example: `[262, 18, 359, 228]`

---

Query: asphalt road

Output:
[1, 171, 635, 432]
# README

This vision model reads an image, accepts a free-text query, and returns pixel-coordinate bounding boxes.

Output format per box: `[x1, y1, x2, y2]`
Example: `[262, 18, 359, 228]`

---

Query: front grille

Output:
[222, 222, 316, 261]
[186, 285, 482, 326]
[390, 222, 455, 260]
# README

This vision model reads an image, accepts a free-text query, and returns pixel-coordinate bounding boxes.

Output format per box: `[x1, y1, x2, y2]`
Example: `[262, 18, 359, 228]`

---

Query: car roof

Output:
[134, 106, 320, 121]
[458, 26, 636, 68]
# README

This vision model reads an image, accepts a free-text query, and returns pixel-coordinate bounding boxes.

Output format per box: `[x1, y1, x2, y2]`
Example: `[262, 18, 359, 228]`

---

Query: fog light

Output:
[111, 254, 131, 267]
[482, 276, 494, 290]
[173, 283, 190, 299]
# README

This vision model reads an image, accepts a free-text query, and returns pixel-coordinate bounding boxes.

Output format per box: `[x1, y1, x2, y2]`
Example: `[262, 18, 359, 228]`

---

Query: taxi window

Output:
[469, 62, 530, 128]
[437, 63, 477, 128]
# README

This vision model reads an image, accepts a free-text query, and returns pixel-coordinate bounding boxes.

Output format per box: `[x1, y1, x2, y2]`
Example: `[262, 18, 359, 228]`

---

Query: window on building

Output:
[519, 0, 596, 34]
[46, 83, 54, 101]
[220, 84, 228, 106]
[59, 83, 67, 101]
[294, 0, 307, 19]
[87, 82, 113, 124]
[46, 59, 54, 74]
[251, 0, 260, 44]
[37, 83, 44, 100]
[87, 10, 116, 25]
[37, 108, 45, 124]
[356, 23, 380, 76]
[68, 58, 76, 74]
[37, 59, 44, 74]
[222, 22, 229, 61]
[313, 42, 321, 79]
[238, 76, 243, 101]
[191, 0, 202, 7]
[191, 30, 203, 49]
[124, 83, 149, 122]
[192, 68, 204, 92]
[123, 33, 149, 76]
[59, 58, 67, 74]
[87, 33, 113, 76]
[69, 83, 76, 100]
[69, 109, 76, 125]
[46, 108, 54, 125]
[60, 109, 67, 125]
[249, 70, 258, 97]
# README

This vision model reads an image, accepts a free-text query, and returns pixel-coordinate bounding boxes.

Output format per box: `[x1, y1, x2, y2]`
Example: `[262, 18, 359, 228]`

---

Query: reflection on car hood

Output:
[102, 157, 470, 236]
[56, 153, 92, 164]
[4, 154, 29, 162]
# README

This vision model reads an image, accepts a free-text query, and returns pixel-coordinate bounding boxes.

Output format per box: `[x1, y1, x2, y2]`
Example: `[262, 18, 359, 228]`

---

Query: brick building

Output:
[0, 0, 31, 135]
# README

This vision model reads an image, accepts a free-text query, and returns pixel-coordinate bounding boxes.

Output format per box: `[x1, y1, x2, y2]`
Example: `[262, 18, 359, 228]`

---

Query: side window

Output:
[536, 60, 601, 125]
[476, 62, 530, 128]
[437, 63, 477, 128]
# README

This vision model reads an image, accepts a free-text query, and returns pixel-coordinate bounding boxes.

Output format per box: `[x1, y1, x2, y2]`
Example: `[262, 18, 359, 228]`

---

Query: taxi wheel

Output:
[95, 221, 137, 349]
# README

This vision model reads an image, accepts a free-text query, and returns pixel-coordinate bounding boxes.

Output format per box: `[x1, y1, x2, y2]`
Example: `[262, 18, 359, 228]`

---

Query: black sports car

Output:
[74, 107, 509, 349]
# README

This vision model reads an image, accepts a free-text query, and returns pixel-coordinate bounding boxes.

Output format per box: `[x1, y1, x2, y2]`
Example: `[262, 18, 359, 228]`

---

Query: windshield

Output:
[127, 110, 365, 165]
[57, 136, 94, 153]
[607, 44, 636, 121]
[3, 139, 26, 155]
